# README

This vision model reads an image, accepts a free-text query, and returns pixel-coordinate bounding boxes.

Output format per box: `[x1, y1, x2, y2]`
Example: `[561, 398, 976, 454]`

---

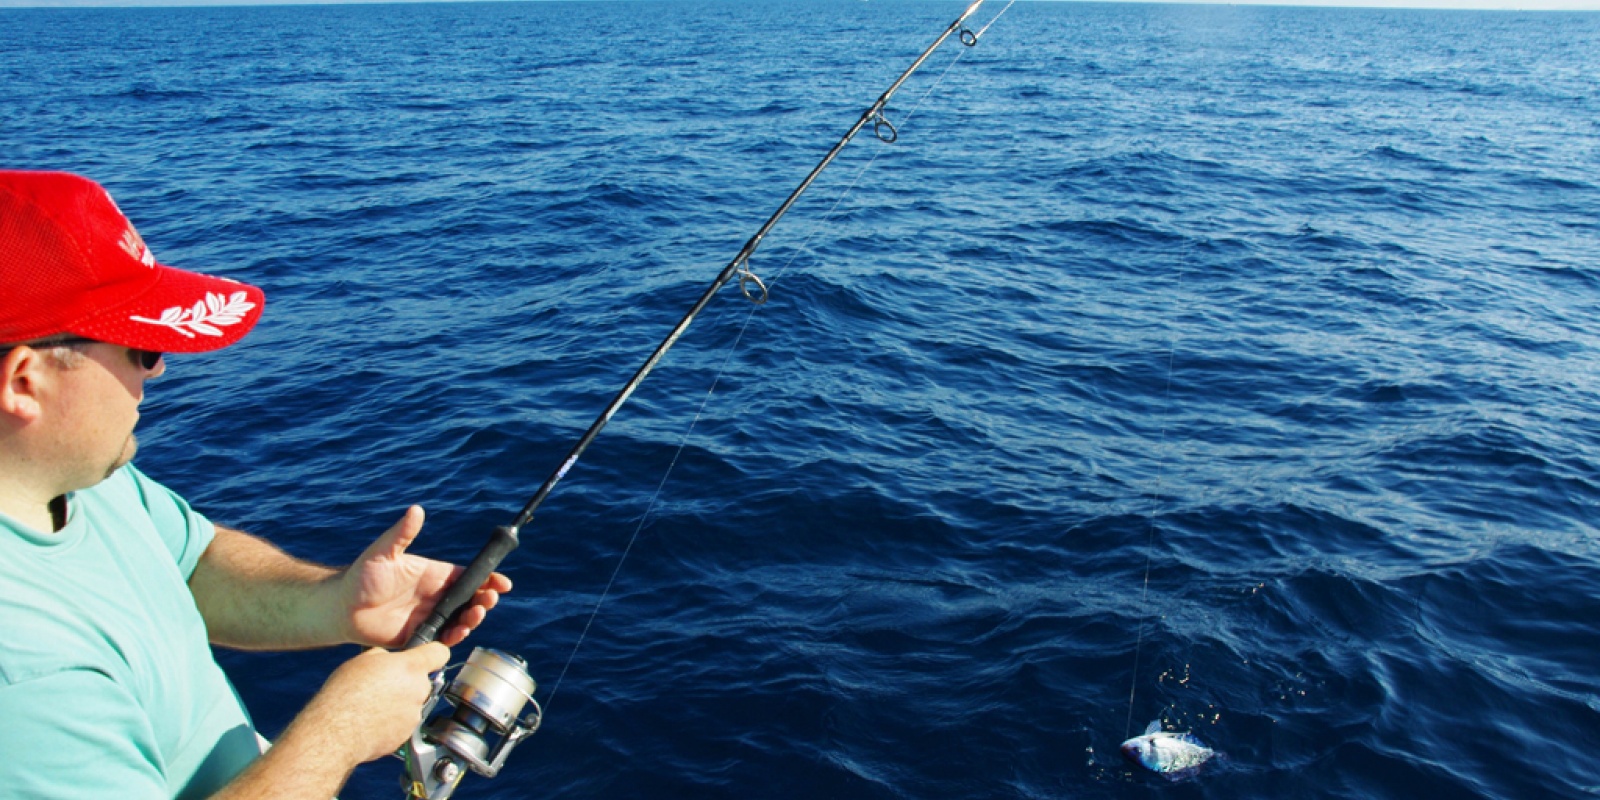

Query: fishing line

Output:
[542, 314, 751, 712]
[542, 0, 1017, 714]
[1123, 245, 1190, 740]
[967, 0, 1017, 42]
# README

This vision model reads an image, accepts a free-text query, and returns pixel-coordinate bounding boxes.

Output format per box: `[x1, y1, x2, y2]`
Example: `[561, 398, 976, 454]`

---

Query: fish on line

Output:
[1120, 718, 1217, 779]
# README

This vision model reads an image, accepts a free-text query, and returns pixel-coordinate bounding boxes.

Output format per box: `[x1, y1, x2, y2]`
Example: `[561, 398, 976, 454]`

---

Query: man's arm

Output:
[187, 522, 343, 649]
[212, 643, 450, 800]
[189, 506, 514, 798]
[189, 506, 511, 650]
[0, 646, 449, 800]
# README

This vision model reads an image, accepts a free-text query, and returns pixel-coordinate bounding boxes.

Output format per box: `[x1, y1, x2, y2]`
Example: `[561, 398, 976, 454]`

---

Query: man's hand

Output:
[302, 643, 452, 764]
[341, 506, 513, 648]
[195, 508, 512, 650]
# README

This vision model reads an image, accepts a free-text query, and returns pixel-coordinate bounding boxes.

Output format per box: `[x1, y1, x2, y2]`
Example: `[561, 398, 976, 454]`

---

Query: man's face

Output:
[46, 342, 165, 485]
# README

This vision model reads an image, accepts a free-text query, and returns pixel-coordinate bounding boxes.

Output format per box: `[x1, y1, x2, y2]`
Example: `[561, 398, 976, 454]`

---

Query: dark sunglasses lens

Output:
[138, 350, 162, 370]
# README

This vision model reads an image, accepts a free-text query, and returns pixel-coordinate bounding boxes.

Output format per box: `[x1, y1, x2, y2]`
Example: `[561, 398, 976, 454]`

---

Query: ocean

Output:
[2, 1, 1598, 797]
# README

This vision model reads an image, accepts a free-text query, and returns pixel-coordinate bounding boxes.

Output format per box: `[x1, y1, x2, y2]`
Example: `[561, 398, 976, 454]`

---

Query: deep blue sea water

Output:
[4, 1, 1600, 797]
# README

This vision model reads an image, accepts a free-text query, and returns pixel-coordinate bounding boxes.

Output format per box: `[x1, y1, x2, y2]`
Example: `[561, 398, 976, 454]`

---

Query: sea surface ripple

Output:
[3, 2, 1598, 798]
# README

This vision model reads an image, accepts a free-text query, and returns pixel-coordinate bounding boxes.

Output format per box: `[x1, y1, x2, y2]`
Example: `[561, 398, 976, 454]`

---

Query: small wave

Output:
[119, 85, 204, 101]
[1038, 217, 1186, 248]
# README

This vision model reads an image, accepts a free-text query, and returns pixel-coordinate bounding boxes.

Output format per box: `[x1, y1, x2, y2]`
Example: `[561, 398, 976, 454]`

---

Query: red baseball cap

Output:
[0, 170, 265, 352]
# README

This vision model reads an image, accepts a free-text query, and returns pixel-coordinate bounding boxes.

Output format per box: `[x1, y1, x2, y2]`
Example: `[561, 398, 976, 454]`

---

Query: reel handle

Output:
[406, 525, 520, 648]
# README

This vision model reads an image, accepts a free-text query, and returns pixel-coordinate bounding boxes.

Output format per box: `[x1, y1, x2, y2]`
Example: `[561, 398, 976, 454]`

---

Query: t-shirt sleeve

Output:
[0, 669, 169, 798]
[121, 464, 216, 578]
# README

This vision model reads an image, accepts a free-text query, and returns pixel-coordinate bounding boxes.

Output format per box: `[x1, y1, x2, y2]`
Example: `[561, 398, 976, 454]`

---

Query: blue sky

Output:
[3, 0, 1597, 9]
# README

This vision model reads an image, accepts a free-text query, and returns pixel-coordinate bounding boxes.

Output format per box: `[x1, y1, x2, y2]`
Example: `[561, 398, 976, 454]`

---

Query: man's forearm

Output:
[209, 644, 451, 800]
[209, 730, 353, 800]
[190, 525, 349, 650]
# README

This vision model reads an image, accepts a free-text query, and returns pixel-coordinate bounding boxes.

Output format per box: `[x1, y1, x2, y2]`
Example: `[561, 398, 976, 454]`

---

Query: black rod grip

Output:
[405, 525, 520, 649]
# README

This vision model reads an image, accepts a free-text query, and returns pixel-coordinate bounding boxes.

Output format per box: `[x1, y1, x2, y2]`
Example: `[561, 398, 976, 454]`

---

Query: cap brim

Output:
[69, 262, 265, 354]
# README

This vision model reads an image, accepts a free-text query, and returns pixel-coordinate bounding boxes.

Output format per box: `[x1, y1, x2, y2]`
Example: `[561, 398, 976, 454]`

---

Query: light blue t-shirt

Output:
[0, 464, 260, 799]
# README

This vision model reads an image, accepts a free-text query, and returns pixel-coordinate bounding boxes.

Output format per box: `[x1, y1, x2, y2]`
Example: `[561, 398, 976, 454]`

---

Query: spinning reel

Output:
[400, 647, 542, 799]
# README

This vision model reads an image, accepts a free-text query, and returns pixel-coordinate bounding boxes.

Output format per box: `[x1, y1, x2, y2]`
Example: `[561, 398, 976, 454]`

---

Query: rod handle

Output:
[405, 525, 520, 649]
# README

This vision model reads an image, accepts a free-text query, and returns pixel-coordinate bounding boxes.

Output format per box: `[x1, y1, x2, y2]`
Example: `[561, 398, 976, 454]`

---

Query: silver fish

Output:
[1120, 719, 1215, 776]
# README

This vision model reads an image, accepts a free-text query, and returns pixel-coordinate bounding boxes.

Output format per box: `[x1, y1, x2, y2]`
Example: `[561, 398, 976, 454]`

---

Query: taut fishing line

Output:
[1123, 340, 1180, 739]
[397, 3, 1016, 797]
[1123, 245, 1190, 742]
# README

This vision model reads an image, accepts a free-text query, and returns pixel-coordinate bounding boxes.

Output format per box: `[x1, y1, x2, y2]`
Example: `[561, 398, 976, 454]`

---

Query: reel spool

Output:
[401, 647, 542, 800]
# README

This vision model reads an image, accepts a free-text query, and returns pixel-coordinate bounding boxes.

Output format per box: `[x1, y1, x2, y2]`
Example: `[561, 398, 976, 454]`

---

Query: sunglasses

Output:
[18, 336, 163, 371]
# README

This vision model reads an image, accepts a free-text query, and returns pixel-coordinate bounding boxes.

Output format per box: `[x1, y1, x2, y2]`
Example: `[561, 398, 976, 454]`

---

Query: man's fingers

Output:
[488, 572, 513, 593]
[437, 598, 501, 646]
[451, 605, 487, 634]
[380, 505, 426, 559]
[407, 641, 450, 672]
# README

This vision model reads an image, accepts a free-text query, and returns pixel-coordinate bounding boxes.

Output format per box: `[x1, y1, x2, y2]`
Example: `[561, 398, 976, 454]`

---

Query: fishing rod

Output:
[399, 2, 1004, 796]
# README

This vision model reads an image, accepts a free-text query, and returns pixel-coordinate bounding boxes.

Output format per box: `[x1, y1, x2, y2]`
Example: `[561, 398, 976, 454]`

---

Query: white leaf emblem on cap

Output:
[129, 291, 256, 338]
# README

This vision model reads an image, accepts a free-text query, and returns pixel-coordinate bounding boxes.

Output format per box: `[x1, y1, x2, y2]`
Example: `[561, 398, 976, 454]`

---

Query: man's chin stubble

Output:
[107, 433, 138, 478]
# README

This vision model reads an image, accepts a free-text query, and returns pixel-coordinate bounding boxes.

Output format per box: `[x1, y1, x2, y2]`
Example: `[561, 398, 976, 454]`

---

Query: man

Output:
[0, 170, 512, 798]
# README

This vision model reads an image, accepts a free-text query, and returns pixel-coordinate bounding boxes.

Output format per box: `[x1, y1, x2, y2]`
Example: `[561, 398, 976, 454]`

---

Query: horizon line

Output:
[3, 0, 1597, 10]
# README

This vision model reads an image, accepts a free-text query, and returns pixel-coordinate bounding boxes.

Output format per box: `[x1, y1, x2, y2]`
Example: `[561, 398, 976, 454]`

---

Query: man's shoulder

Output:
[74, 464, 201, 532]
[75, 463, 215, 579]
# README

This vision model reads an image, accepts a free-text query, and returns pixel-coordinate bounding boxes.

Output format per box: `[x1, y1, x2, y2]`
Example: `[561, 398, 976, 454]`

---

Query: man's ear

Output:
[0, 347, 47, 423]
